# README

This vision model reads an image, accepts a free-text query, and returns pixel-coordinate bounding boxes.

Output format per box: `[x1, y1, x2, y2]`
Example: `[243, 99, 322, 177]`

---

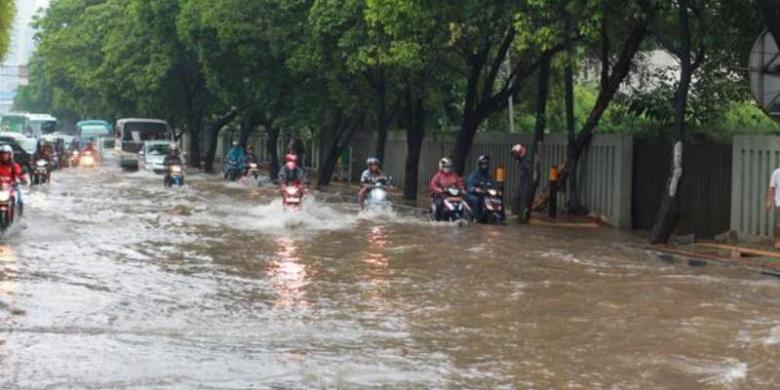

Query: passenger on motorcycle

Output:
[359, 157, 387, 209]
[466, 154, 497, 219]
[429, 157, 465, 220]
[0, 145, 27, 216]
[278, 153, 306, 187]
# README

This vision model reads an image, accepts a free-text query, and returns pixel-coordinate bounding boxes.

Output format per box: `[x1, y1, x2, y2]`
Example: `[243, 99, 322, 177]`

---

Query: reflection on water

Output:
[268, 236, 309, 309]
[1, 166, 780, 388]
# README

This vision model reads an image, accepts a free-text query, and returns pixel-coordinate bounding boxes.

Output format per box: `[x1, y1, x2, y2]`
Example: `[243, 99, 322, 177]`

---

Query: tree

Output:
[0, 0, 13, 61]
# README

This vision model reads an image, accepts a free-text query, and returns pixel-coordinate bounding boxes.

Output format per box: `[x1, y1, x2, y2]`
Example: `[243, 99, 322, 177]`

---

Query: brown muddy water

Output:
[0, 164, 778, 389]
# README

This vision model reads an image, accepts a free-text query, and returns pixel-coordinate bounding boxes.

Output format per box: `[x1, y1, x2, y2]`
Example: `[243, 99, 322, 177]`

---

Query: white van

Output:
[114, 118, 172, 170]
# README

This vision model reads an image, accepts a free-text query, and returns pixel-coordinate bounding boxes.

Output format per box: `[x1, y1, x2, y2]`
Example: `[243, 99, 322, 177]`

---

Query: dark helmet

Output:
[478, 154, 490, 167]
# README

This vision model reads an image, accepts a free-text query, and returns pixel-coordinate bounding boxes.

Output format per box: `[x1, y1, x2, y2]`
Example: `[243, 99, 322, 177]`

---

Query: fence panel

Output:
[731, 136, 780, 239]
[355, 131, 632, 228]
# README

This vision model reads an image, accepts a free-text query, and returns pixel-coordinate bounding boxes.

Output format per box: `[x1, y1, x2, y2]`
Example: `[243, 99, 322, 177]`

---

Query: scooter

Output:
[0, 183, 19, 230]
[281, 184, 304, 212]
[430, 187, 471, 223]
[364, 177, 393, 211]
[165, 164, 184, 188]
[473, 184, 506, 224]
[31, 159, 50, 185]
[246, 162, 261, 181]
[223, 159, 241, 181]
[79, 151, 97, 167]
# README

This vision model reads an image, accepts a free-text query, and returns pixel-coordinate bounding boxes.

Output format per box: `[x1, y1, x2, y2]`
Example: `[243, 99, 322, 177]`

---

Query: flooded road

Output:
[0, 164, 779, 388]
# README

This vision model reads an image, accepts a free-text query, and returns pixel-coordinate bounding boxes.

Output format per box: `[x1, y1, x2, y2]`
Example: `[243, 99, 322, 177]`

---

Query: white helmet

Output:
[0, 145, 13, 155]
[170, 143, 178, 150]
[366, 157, 380, 166]
[439, 157, 453, 170]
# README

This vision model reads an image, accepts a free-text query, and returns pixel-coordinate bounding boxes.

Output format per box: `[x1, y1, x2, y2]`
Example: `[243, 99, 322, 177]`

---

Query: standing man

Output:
[766, 166, 780, 248]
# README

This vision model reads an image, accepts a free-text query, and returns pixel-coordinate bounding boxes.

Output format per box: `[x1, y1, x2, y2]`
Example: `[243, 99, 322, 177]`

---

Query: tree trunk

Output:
[265, 120, 280, 182]
[757, 0, 780, 44]
[516, 56, 551, 223]
[452, 113, 479, 176]
[187, 117, 202, 169]
[203, 109, 238, 173]
[564, 11, 585, 214]
[375, 73, 388, 163]
[649, 0, 694, 244]
[559, 7, 650, 185]
[403, 87, 425, 200]
[238, 113, 258, 148]
[316, 112, 363, 188]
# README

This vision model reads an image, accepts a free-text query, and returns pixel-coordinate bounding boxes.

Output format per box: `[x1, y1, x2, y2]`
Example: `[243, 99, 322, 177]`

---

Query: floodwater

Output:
[0, 164, 778, 389]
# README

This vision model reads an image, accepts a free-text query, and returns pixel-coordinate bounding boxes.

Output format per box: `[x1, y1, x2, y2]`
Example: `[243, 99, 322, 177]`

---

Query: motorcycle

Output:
[79, 151, 97, 167]
[430, 187, 471, 223]
[281, 184, 304, 211]
[165, 164, 184, 188]
[70, 151, 80, 167]
[223, 159, 241, 181]
[0, 183, 18, 230]
[473, 184, 505, 224]
[364, 177, 393, 211]
[244, 161, 261, 182]
[31, 159, 50, 185]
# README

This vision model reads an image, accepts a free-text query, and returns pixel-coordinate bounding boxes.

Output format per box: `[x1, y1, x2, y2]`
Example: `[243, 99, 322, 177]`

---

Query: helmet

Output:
[232, 140, 239, 146]
[284, 153, 298, 163]
[0, 145, 12, 154]
[247, 146, 254, 152]
[439, 157, 453, 170]
[511, 144, 527, 159]
[170, 143, 178, 150]
[366, 157, 380, 166]
[477, 154, 490, 165]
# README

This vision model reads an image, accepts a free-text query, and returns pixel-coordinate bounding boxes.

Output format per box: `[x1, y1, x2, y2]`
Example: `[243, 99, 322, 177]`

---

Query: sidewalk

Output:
[639, 240, 780, 278]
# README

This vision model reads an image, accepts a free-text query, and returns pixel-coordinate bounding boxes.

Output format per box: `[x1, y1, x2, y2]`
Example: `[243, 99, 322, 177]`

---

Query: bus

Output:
[0, 113, 30, 135]
[114, 118, 172, 170]
[27, 114, 59, 137]
[77, 120, 114, 155]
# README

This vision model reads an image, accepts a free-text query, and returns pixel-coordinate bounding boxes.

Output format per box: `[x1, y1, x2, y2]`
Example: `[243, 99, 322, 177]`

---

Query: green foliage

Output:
[0, 0, 13, 61]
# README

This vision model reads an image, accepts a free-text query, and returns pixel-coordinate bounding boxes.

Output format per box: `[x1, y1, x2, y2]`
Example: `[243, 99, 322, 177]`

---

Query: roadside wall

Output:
[731, 136, 780, 239]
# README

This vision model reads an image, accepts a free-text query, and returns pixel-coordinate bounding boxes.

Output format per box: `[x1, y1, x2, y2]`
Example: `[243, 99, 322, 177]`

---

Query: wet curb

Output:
[628, 244, 780, 279]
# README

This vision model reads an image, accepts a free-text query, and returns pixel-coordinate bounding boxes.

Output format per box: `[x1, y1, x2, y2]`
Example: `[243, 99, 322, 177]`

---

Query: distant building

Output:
[0, 0, 49, 115]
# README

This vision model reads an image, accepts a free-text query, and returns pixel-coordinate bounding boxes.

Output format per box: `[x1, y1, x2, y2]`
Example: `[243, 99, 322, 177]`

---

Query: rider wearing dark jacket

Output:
[466, 154, 497, 219]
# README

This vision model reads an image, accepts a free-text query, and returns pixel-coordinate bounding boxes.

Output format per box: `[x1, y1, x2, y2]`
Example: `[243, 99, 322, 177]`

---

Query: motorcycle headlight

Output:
[285, 187, 298, 195]
[0, 191, 11, 202]
[170, 166, 182, 173]
[36, 160, 47, 167]
[487, 189, 497, 196]
[249, 163, 258, 168]
[447, 188, 459, 195]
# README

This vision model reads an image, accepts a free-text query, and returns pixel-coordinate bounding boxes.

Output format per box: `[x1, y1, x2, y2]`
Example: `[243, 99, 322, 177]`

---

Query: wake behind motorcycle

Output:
[281, 184, 304, 212]
[165, 164, 184, 188]
[430, 187, 472, 223]
[31, 159, 50, 185]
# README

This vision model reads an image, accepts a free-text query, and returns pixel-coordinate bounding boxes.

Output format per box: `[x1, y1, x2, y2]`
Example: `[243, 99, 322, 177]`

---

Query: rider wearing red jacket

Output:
[429, 157, 465, 219]
[0, 145, 27, 216]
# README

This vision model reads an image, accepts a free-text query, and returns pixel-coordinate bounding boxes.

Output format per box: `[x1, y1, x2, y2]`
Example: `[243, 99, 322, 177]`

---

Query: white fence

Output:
[730, 136, 780, 239]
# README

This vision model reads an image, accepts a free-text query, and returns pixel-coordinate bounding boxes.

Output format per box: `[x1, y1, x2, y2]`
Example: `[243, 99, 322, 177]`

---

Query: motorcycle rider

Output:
[163, 143, 183, 186]
[278, 153, 306, 187]
[359, 157, 387, 209]
[466, 154, 497, 221]
[429, 157, 465, 220]
[0, 145, 27, 217]
[224, 141, 244, 179]
[242, 146, 260, 174]
[81, 140, 97, 154]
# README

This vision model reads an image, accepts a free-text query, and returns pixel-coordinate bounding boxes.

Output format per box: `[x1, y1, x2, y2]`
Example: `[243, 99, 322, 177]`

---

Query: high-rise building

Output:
[0, 0, 50, 114]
